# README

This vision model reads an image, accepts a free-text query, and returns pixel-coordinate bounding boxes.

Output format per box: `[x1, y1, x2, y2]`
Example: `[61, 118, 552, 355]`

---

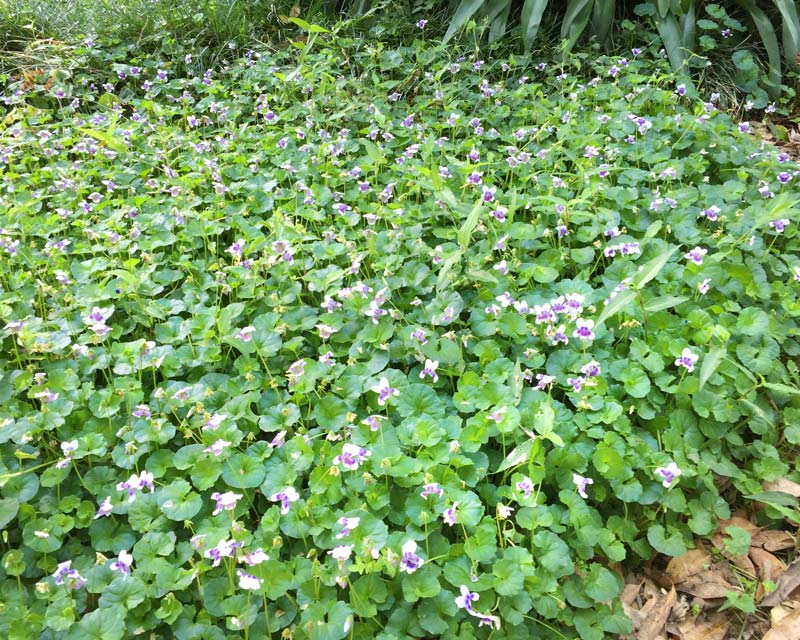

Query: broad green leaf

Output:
[288, 17, 329, 33]
[647, 524, 687, 557]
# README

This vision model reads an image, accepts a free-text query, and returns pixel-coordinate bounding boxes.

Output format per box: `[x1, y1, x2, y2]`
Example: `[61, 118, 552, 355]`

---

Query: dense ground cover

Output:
[0, 30, 799, 639]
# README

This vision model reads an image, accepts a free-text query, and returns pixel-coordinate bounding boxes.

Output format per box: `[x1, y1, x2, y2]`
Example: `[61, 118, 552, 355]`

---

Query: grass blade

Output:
[520, 0, 550, 53]
[699, 346, 726, 390]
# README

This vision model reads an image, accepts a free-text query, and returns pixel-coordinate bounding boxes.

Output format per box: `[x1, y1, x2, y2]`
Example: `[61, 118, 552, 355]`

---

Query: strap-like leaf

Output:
[561, 0, 594, 54]
[772, 0, 800, 67]
[521, 0, 550, 53]
[591, 0, 616, 45]
[489, 1, 513, 42]
[443, 0, 486, 44]
[654, 10, 687, 71]
[735, 0, 782, 98]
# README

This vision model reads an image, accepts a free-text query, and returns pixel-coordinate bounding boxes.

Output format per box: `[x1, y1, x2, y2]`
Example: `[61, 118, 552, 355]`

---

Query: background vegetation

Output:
[1, 0, 799, 108]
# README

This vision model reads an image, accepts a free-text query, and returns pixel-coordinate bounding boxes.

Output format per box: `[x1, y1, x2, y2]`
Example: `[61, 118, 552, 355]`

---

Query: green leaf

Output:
[402, 564, 441, 602]
[0, 498, 19, 529]
[157, 480, 202, 521]
[221, 453, 266, 488]
[68, 605, 125, 640]
[762, 382, 800, 396]
[561, 0, 594, 54]
[596, 288, 636, 327]
[457, 200, 483, 253]
[288, 17, 329, 33]
[647, 524, 687, 557]
[495, 438, 538, 473]
[584, 563, 623, 603]
[633, 246, 678, 289]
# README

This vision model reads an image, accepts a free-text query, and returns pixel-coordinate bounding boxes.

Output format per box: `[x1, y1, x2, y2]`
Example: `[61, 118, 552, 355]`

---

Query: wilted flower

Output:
[572, 474, 594, 499]
[497, 504, 514, 519]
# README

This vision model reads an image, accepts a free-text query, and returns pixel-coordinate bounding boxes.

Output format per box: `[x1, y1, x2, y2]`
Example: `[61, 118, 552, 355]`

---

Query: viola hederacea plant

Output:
[0, 23, 799, 640]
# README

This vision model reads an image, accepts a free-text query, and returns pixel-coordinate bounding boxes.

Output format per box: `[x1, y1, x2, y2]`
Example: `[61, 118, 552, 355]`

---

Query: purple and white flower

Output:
[371, 377, 399, 406]
[333, 443, 371, 471]
[419, 359, 439, 383]
[674, 348, 699, 373]
[399, 540, 423, 574]
[237, 570, 263, 590]
[269, 487, 299, 514]
[655, 462, 681, 488]
[110, 550, 133, 577]
[211, 491, 242, 516]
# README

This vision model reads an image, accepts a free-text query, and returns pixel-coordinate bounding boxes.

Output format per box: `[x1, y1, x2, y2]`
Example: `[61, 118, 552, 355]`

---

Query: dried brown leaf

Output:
[764, 607, 800, 640]
[665, 549, 711, 584]
[763, 557, 800, 607]
[751, 547, 787, 584]
[637, 586, 676, 640]
[752, 529, 795, 552]
[764, 479, 800, 498]
[675, 614, 728, 640]
[677, 570, 738, 600]
[771, 601, 800, 626]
